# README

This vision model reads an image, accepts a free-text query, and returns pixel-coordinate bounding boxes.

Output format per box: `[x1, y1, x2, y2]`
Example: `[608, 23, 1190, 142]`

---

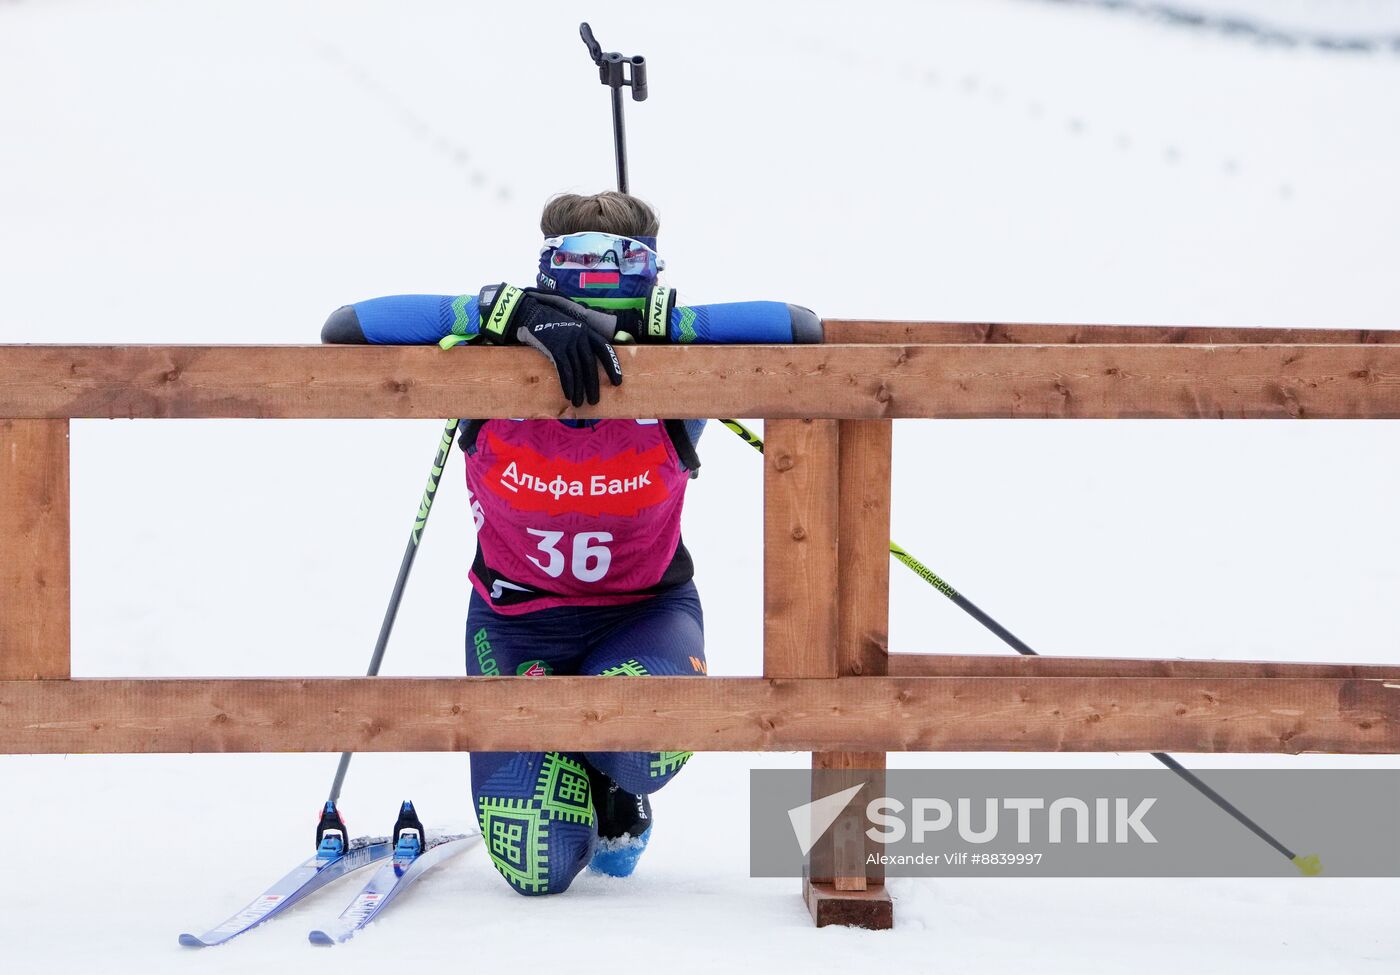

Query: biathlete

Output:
[322, 191, 819, 895]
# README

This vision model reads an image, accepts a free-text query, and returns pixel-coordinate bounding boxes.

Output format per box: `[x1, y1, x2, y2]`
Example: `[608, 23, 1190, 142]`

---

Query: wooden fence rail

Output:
[1, 675, 1396, 754]
[5, 342, 1400, 419]
[3, 322, 1399, 929]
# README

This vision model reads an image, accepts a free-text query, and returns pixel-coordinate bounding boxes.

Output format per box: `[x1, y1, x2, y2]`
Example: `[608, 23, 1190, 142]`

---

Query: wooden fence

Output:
[4, 320, 1400, 929]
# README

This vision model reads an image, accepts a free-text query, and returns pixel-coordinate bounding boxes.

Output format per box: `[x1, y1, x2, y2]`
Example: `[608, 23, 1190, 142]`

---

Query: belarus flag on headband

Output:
[579, 271, 621, 290]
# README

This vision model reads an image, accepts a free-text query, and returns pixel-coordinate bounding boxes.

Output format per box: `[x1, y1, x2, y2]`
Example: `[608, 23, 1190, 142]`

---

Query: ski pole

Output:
[717, 418, 1321, 876]
[579, 22, 647, 193]
[327, 419, 460, 804]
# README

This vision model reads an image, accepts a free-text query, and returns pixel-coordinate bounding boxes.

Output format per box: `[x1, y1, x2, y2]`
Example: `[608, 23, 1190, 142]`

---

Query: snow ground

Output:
[2, 0, 1399, 971]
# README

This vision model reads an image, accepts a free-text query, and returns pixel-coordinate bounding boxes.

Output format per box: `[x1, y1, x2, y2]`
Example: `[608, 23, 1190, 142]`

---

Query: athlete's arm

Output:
[662, 301, 822, 344]
[320, 293, 482, 345]
[322, 292, 822, 347]
[606, 293, 820, 344]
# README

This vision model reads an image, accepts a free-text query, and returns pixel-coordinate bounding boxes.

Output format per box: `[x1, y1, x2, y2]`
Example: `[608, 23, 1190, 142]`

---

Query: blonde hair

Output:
[540, 191, 660, 238]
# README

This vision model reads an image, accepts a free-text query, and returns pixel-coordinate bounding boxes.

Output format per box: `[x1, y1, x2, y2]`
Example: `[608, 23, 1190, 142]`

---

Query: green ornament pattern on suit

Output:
[476, 752, 595, 894]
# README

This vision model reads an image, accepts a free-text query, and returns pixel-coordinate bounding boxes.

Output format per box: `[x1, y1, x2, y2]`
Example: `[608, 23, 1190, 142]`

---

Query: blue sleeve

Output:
[336, 293, 820, 345]
[670, 301, 822, 344]
[351, 293, 482, 344]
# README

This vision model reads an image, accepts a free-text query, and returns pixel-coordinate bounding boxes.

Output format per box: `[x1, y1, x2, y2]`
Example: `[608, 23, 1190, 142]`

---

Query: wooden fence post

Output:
[805, 419, 895, 929]
[763, 419, 840, 679]
[762, 419, 872, 925]
[763, 417, 894, 927]
[1, 419, 70, 679]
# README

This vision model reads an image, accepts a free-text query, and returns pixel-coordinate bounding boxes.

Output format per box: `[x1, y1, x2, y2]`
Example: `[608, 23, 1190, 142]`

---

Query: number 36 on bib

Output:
[525, 529, 614, 583]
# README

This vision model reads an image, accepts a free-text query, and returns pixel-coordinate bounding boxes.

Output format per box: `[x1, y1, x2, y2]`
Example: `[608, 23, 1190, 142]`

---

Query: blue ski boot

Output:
[585, 762, 651, 877]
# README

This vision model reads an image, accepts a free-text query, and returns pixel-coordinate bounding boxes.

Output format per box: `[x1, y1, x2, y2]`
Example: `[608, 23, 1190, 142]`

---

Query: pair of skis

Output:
[183, 421, 472, 949]
[180, 800, 478, 948]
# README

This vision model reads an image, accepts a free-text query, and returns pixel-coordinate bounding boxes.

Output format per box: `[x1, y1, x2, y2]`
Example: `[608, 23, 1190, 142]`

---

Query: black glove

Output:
[477, 285, 623, 407]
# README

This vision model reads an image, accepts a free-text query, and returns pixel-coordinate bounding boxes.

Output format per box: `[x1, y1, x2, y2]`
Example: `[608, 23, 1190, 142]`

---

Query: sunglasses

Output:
[541, 232, 664, 275]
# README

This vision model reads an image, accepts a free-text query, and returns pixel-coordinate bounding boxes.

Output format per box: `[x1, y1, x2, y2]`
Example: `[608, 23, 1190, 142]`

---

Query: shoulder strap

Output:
[458, 419, 489, 455]
[663, 419, 701, 479]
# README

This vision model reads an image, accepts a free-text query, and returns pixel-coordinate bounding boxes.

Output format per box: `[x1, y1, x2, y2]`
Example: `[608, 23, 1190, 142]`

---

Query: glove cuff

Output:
[632, 285, 678, 344]
[477, 283, 527, 344]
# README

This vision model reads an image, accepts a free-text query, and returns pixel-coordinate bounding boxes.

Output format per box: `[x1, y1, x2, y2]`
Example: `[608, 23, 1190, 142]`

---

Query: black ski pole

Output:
[327, 419, 460, 804]
[579, 22, 647, 193]
[718, 419, 1322, 876]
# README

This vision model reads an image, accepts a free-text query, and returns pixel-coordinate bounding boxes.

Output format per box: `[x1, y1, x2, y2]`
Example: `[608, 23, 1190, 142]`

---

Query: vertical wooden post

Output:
[1, 419, 71, 679]
[805, 419, 894, 929]
[763, 419, 840, 679]
[834, 419, 892, 682]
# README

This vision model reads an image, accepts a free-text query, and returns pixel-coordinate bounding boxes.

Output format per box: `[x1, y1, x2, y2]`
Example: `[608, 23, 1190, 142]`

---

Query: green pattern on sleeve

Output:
[440, 293, 483, 348]
[450, 293, 475, 335]
[677, 306, 698, 343]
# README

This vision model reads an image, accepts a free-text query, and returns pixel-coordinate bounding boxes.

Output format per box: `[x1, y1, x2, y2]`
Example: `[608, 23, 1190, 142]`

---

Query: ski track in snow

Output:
[1033, 0, 1400, 53]
[1, 0, 1399, 971]
[313, 42, 515, 200]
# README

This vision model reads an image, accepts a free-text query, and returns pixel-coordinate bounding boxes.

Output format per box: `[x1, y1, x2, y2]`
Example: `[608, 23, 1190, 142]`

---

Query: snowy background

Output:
[3, 0, 1400, 971]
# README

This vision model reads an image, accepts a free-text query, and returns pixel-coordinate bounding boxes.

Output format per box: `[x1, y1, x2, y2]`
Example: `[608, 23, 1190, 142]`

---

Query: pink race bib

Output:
[464, 420, 693, 614]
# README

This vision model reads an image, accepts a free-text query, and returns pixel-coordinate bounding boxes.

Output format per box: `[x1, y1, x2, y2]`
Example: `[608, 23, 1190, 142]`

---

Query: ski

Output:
[309, 800, 479, 946]
[179, 802, 390, 948]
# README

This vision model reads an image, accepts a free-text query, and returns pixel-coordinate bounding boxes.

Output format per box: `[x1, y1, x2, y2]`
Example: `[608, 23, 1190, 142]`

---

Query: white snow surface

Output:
[2, 0, 1400, 971]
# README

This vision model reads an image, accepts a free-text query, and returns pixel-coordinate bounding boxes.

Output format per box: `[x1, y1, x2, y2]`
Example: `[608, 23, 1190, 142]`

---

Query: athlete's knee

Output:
[485, 821, 592, 897]
[472, 752, 596, 896]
